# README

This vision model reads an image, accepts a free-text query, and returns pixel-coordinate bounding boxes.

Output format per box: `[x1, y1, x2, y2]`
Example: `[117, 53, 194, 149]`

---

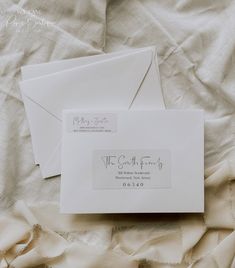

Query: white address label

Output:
[93, 150, 171, 189]
[67, 113, 117, 133]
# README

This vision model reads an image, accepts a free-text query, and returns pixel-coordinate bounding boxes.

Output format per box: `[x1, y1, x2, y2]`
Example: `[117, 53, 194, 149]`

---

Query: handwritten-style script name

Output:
[101, 154, 163, 170]
[73, 116, 109, 127]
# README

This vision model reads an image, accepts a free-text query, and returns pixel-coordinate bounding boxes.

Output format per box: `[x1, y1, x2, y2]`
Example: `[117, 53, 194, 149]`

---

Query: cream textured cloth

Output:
[0, 0, 235, 267]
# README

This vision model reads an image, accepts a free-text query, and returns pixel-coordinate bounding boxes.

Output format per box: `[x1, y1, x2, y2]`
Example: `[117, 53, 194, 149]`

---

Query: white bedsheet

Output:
[0, 0, 234, 267]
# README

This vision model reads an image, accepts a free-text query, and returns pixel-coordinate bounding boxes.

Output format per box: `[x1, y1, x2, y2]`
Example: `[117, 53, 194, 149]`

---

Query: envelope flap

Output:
[20, 48, 153, 120]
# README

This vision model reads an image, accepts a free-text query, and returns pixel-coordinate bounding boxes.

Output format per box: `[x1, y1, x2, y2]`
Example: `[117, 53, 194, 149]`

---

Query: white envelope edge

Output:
[21, 47, 155, 80]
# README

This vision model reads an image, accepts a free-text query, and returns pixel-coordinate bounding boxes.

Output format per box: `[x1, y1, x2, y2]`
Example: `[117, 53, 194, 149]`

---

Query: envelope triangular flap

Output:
[22, 93, 61, 165]
[21, 48, 153, 120]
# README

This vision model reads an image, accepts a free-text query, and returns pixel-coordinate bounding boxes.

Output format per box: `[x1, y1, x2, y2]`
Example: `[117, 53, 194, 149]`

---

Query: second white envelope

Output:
[20, 47, 165, 178]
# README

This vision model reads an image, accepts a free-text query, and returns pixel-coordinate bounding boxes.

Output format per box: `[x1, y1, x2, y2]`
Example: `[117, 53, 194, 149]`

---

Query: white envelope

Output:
[61, 109, 204, 213]
[19, 47, 165, 178]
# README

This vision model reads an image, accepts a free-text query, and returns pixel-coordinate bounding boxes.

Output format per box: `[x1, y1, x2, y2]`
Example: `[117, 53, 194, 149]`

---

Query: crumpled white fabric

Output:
[0, 201, 68, 268]
[0, 200, 234, 267]
[0, 0, 235, 267]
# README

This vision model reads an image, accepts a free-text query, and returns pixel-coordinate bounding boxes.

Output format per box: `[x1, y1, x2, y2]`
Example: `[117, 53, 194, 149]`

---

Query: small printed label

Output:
[93, 150, 171, 189]
[67, 113, 117, 133]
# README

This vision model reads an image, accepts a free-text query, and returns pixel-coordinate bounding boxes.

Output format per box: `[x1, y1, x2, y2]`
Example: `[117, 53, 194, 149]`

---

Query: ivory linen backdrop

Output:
[0, 0, 234, 267]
